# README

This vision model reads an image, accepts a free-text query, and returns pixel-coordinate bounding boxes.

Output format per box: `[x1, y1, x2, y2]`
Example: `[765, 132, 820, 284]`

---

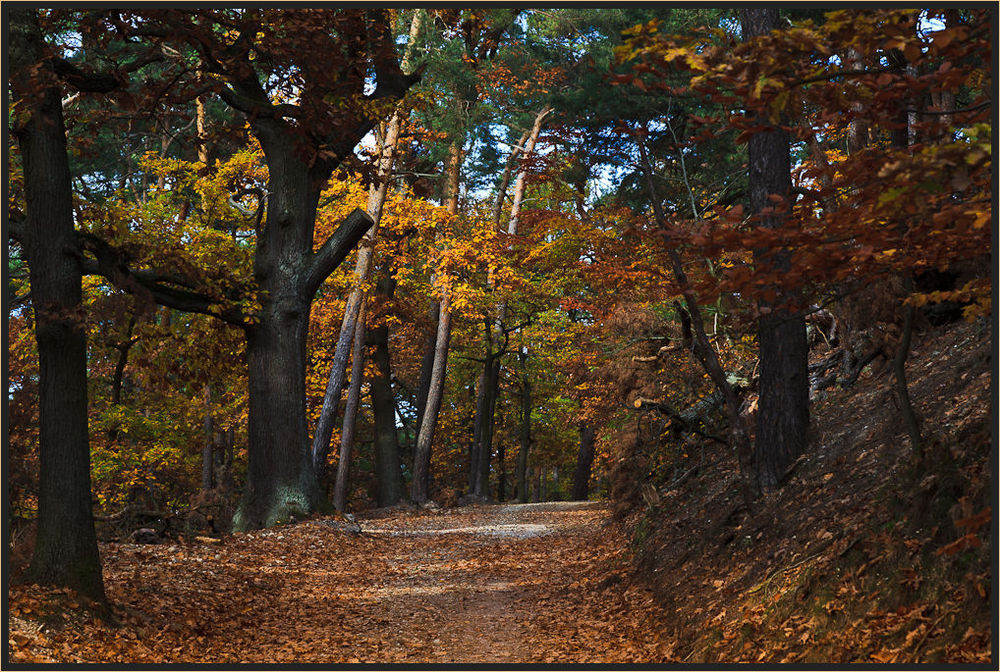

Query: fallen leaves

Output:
[7, 502, 676, 664]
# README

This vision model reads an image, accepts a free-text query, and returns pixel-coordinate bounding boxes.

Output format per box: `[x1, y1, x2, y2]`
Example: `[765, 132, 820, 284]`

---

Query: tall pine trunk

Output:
[411, 141, 461, 503]
[332, 303, 367, 512]
[742, 8, 810, 491]
[10, 7, 106, 604]
[469, 108, 550, 498]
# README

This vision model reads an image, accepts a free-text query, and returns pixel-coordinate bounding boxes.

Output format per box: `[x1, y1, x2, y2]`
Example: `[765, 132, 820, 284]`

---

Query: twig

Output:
[908, 607, 955, 662]
[747, 546, 828, 597]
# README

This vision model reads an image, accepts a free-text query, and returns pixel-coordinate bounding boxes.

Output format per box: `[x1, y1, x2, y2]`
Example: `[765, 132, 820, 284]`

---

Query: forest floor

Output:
[6, 320, 994, 665]
[8, 501, 675, 664]
[620, 318, 993, 664]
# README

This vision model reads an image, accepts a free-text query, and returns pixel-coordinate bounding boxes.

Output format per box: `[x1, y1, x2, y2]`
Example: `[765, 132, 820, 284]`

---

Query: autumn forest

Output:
[6, 7, 994, 665]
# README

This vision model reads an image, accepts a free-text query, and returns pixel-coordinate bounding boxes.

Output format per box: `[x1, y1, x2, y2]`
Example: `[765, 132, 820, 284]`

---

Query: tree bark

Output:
[410, 295, 452, 503]
[571, 426, 596, 501]
[371, 272, 407, 506]
[411, 141, 461, 503]
[10, 7, 106, 605]
[516, 348, 532, 503]
[496, 438, 507, 501]
[892, 276, 922, 457]
[201, 385, 214, 495]
[742, 8, 810, 491]
[332, 303, 367, 512]
[110, 316, 137, 407]
[413, 302, 439, 441]
[311, 10, 422, 477]
[470, 108, 550, 498]
[469, 352, 491, 494]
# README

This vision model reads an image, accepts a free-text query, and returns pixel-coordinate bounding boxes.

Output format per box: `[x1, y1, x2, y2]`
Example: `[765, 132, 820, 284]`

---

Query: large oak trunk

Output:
[235, 297, 323, 529]
[11, 7, 106, 604]
[232, 148, 326, 530]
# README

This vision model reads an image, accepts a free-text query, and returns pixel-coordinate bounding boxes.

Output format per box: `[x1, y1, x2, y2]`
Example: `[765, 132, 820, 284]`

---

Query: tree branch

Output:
[77, 232, 246, 327]
[52, 50, 163, 93]
[304, 208, 374, 298]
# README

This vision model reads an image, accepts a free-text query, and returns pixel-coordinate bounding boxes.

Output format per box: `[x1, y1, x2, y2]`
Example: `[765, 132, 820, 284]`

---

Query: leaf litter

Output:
[8, 501, 675, 664]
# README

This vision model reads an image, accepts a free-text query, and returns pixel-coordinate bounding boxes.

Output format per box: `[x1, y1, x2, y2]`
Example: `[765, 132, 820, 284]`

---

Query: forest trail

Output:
[9, 501, 674, 664]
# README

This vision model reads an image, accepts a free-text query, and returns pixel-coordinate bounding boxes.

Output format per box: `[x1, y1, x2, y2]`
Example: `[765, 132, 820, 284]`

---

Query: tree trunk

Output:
[478, 360, 501, 496]
[516, 348, 532, 503]
[470, 333, 501, 498]
[571, 426, 596, 501]
[470, 108, 550, 499]
[411, 141, 461, 503]
[110, 316, 136, 406]
[674, 300, 693, 351]
[333, 303, 367, 512]
[195, 83, 210, 166]
[413, 302, 439, 440]
[469, 356, 490, 494]
[371, 273, 406, 507]
[312, 112, 406, 479]
[411, 297, 452, 503]
[496, 438, 507, 502]
[236, 294, 324, 529]
[892, 276, 922, 456]
[228, 107, 374, 530]
[635, 135, 757, 507]
[742, 8, 810, 491]
[10, 7, 106, 605]
[201, 385, 214, 495]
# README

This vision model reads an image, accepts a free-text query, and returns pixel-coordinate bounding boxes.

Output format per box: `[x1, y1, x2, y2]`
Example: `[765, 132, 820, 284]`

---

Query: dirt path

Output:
[9, 501, 676, 664]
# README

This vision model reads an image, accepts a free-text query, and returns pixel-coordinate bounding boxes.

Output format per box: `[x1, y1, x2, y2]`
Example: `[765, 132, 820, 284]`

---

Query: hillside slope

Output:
[621, 318, 993, 664]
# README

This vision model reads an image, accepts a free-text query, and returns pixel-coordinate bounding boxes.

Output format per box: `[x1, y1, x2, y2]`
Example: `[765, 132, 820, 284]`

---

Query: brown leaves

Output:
[8, 504, 678, 664]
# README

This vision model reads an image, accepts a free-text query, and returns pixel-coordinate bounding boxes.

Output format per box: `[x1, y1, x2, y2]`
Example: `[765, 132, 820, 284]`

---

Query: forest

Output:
[6, 7, 994, 665]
